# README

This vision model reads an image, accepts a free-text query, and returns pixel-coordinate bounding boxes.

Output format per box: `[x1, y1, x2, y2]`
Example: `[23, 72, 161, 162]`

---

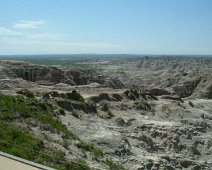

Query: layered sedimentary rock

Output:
[172, 77, 201, 98]
[0, 60, 124, 88]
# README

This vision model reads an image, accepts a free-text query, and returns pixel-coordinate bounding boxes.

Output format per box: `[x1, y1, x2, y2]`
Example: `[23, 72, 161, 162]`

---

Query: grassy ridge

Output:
[0, 95, 78, 139]
[0, 94, 91, 169]
[0, 93, 125, 170]
[0, 120, 92, 170]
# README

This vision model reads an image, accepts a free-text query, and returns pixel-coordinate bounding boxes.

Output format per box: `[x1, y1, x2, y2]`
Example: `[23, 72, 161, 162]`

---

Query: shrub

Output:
[72, 111, 81, 119]
[107, 110, 114, 119]
[62, 140, 70, 149]
[112, 93, 123, 101]
[17, 89, 34, 98]
[59, 108, 66, 116]
[101, 104, 109, 111]
[67, 90, 85, 102]
[134, 99, 151, 111]
[188, 101, 194, 107]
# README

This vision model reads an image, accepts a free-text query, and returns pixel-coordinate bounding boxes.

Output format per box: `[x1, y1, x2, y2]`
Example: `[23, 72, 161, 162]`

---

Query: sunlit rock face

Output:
[0, 60, 124, 88]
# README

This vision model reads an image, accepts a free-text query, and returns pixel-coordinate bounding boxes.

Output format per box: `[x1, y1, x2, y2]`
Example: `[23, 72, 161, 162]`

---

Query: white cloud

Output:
[0, 28, 64, 40]
[0, 27, 24, 36]
[0, 38, 120, 49]
[0, 38, 122, 54]
[0, 20, 123, 54]
[14, 20, 44, 29]
[26, 32, 65, 40]
[0, 26, 65, 41]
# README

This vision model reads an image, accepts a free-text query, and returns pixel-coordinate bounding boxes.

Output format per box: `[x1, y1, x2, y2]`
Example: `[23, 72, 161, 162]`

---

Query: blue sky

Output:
[0, 0, 211, 55]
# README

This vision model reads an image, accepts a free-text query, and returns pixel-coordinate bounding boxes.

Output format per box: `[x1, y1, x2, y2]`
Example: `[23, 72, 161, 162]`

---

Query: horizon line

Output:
[0, 53, 212, 56]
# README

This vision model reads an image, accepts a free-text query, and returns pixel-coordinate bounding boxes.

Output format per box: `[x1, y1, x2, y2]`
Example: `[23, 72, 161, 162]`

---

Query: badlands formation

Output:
[0, 56, 211, 170]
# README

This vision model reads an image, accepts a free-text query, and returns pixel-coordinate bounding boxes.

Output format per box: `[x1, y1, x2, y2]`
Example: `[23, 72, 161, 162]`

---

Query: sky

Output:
[0, 0, 211, 55]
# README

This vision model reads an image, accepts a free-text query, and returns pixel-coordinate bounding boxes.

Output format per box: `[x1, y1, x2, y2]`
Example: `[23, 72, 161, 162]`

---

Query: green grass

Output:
[77, 141, 103, 158]
[67, 159, 92, 170]
[59, 108, 66, 115]
[6, 57, 91, 69]
[0, 94, 78, 139]
[0, 121, 91, 169]
[0, 94, 82, 169]
[0, 93, 105, 169]
[0, 120, 84, 169]
[0, 120, 41, 160]
[105, 159, 126, 170]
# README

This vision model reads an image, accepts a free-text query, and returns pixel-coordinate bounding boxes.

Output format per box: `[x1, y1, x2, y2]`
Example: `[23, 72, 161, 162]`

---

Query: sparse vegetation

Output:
[17, 88, 35, 98]
[0, 120, 76, 169]
[57, 99, 97, 113]
[99, 103, 114, 119]
[0, 94, 77, 138]
[59, 108, 66, 115]
[188, 101, 194, 107]
[62, 139, 70, 149]
[0, 54, 212, 169]
[107, 110, 115, 119]
[72, 110, 81, 119]
[77, 141, 103, 158]
[0, 93, 108, 169]
[1, 55, 212, 169]
[101, 103, 109, 111]
[68, 159, 92, 170]
[67, 90, 85, 102]
[134, 98, 151, 111]
[105, 158, 126, 170]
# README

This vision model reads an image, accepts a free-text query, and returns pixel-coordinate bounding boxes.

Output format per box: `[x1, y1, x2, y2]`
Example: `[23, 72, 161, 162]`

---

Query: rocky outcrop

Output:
[161, 95, 184, 102]
[89, 93, 111, 103]
[202, 84, 212, 99]
[147, 88, 171, 96]
[105, 78, 125, 89]
[57, 100, 97, 113]
[124, 89, 140, 100]
[3, 61, 66, 84]
[43, 90, 84, 102]
[9, 64, 83, 85]
[173, 77, 201, 98]
[193, 75, 212, 99]
[111, 93, 123, 101]
[64, 69, 88, 85]
[1, 57, 212, 169]
[0, 61, 124, 88]
[0, 66, 17, 79]
[124, 89, 158, 101]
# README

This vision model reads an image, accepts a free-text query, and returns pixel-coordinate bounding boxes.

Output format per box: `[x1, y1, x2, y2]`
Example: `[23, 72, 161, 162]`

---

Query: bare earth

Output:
[0, 56, 212, 169]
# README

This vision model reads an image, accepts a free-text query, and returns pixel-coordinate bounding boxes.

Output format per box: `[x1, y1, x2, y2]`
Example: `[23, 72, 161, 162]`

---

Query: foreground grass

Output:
[0, 120, 91, 170]
[0, 93, 125, 170]
[0, 94, 94, 169]
[76, 141, 103, 158]
[0, 94, 78, 139]
[105, 159, 126, 170]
